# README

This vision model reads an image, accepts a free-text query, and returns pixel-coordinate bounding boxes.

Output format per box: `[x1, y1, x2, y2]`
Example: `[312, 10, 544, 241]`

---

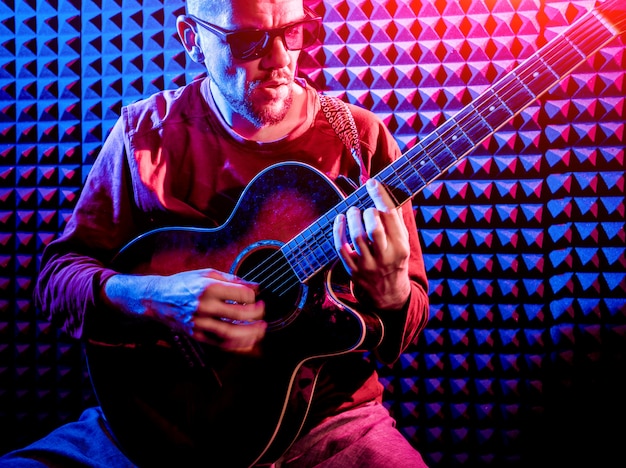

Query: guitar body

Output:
[86, 162, 384, 467]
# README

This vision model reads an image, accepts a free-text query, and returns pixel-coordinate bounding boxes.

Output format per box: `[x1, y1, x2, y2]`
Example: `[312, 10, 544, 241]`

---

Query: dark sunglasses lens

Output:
[228, 31, 269, 59]
[284, 20, 320, 49]
[228, 19, 320, 60]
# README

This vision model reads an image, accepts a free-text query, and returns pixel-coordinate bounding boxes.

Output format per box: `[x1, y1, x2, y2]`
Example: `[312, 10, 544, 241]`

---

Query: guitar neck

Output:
[283, 0, 625, 283]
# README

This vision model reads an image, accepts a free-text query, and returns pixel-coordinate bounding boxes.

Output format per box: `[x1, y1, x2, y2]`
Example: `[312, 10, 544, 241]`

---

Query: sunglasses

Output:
[188, 12, 321, 61]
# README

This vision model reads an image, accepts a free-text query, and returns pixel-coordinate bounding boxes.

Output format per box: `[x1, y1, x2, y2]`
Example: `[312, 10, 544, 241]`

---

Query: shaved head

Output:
[186, 0, 228, 18]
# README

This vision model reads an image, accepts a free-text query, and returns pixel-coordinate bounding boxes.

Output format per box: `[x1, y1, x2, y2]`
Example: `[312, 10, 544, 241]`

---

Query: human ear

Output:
[176, 15, 205, 63]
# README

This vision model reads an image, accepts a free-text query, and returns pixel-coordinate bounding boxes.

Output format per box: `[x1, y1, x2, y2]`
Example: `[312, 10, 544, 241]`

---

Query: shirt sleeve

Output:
[33, 118, 140, 339]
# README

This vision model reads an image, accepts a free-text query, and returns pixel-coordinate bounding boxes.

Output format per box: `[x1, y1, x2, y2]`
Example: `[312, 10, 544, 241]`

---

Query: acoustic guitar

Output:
[86, 1, 625, 466]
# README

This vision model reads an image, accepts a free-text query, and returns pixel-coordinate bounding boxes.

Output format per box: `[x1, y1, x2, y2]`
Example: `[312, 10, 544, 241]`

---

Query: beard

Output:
[248, 88, 293, 127]
[222, 72, 294, 128]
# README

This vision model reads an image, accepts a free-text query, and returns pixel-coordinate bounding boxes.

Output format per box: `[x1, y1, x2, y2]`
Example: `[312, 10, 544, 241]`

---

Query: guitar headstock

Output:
[597, 0, 626, 33]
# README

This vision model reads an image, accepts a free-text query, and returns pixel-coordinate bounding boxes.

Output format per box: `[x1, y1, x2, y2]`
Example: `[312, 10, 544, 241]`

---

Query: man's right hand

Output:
[102, 269, 267, 353]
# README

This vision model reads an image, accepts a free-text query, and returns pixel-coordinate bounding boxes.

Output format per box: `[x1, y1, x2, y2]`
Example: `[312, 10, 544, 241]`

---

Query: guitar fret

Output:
[396, 161, 427, 198]
[529, 55, 560, 96]
[402, 163, 429, 191]
[400, 143, 428, 188]
[286, 213, 339, 281]
[380, 163, 422, 204]
[480, 90, 514, 133]
[569, 12, 614, 56]
[466, 100, 496, 143]
[433, 131, 459, 168]
[415, 154, 443, 182]
[445, 121, 475, 158]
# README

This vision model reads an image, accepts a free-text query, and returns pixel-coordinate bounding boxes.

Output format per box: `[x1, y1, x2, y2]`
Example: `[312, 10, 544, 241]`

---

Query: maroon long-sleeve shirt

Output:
[34, 77, 429, 425]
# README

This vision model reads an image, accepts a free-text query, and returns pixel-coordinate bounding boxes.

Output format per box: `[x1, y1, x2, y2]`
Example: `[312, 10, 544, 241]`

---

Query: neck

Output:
[209, 80, 310, 143]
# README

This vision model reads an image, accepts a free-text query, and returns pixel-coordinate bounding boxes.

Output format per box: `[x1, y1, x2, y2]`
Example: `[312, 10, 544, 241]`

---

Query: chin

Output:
[252, 98, 292, 127]
[255, 106, 289, 127]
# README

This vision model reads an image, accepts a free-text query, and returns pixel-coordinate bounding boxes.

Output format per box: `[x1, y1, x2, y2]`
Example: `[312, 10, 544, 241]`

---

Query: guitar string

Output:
[391, 5, 614, 192]
[234, 3, 618, 304]
[386, 4, 616, 206]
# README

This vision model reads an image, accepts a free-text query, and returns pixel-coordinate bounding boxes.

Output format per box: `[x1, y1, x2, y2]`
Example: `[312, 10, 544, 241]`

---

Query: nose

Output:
[261, 34, 292, 68]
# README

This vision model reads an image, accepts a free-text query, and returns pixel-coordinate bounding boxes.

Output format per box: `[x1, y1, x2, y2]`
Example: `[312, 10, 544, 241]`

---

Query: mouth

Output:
[261, 80, 288, 89]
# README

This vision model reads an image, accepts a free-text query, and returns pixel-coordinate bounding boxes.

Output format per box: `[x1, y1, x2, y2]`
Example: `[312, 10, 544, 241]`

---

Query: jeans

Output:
[0, 403, 427, 467]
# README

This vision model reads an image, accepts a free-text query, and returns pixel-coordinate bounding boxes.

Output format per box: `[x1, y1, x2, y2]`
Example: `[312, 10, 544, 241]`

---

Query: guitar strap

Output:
[318, 94, 370, 186]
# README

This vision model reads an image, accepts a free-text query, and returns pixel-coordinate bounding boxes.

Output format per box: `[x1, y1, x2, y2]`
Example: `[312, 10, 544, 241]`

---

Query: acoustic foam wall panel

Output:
[1, 0, 88, 455]
[1, 0, 625, 466]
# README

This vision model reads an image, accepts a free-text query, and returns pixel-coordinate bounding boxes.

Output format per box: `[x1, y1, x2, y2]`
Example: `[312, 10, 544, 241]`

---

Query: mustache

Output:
[250, 71, 293, 88]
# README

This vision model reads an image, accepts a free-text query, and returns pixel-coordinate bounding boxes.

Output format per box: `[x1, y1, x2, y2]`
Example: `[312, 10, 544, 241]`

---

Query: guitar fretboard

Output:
[278, 0, 624, 287]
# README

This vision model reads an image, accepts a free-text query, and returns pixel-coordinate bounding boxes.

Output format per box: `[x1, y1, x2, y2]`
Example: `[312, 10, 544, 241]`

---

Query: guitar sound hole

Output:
[234, 243, 304, 330]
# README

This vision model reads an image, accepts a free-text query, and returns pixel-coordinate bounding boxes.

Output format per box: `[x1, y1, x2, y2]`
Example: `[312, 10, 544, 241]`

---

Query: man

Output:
[1, 0, 430, 466]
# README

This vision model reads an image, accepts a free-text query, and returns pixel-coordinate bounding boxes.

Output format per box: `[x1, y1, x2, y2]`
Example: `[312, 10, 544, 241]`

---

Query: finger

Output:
[333, 214, 357, 272]
[200, 278, 258, 308]
[199, 296, 265, 322]
[222, 301, 266, 323]
[346, 206, 371, 256]
[366, 178, 396, 213]
[365, 179, 409, 242]
[223, 284, 258, 306]
[333, 213, 349, 252]
[195, 307, 265, 333]
[201, 268, 259, 291]
[362, 207, 387, 252]
[193, 318, 267, 352]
